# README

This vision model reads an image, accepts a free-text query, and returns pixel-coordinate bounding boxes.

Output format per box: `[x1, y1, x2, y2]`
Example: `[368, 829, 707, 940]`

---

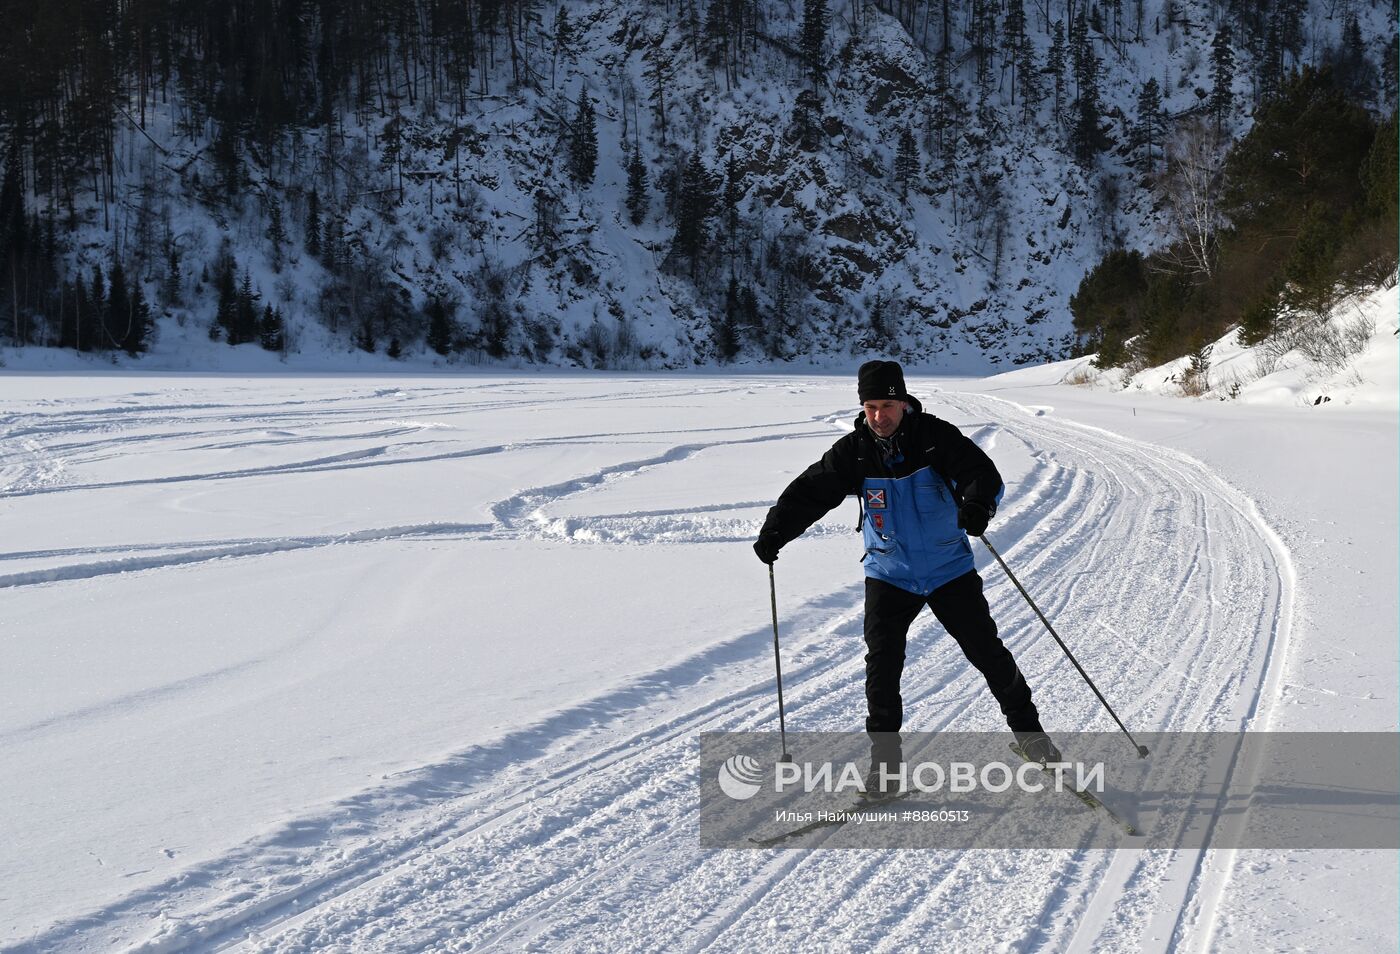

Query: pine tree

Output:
[259, 303, 284, 352]
[163, 246, 181, 307]
[625, 147, 649, 225]
[305, 189, 321, 258]
[215, 256, 237, 340]
[1069, 14, 1105, 164]
[123, 281, 152, 355]
[1135, 78, 1165, 175]
[672, 153, 719, 280]
[426, 297, 453, 355]
[1003, 0, 1031, 109]
[267, 196, 287, 272]
[568, 88, 598, 185]
[1258, 16, 1284, 104]
[894, 126, 920, 198]
[644, 36, 675, 145]
[553, 7, 575, 87]
[1209, 26, 1235, 136]
[1330, 16, 1372, 102]
[234, 270, 260, 345]
[380, 111, 404, 203]
[715, 274, 741, 361]
[105, 261, 130, 352]
[89, 265, 105, 351]
[799, 0, 829, 91]
[1045, 21, 1068, 127]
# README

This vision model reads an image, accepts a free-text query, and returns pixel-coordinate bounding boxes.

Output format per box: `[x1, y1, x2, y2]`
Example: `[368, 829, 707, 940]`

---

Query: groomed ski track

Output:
[1, 379, 1293, 953]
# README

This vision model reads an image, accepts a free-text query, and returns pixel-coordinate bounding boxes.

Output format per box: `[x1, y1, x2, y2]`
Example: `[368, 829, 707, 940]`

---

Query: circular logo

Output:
[717, 754, 764, 800]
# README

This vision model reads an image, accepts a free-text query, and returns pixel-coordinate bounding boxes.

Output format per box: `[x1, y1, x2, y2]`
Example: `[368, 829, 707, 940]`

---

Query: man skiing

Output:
[753, 360, 1058, 798]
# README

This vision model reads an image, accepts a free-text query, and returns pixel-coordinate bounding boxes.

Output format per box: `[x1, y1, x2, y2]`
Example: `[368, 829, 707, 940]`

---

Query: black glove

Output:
[957, 501, 992, 537]
[753, 531, 782, 565]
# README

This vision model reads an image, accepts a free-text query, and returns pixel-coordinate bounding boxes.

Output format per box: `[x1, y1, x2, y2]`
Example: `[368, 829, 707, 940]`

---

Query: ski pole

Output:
[768, 564, 795, 763]
[979, 534, 1150, 759]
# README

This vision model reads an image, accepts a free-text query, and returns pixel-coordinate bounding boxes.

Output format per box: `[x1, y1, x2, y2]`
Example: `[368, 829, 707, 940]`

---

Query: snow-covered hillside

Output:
[1055, 277, 1399, 407]
[3, 0, 1393, 370]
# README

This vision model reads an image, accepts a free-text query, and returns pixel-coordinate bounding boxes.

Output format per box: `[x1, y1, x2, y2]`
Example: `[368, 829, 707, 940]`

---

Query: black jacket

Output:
[759, 396, 1003, 551]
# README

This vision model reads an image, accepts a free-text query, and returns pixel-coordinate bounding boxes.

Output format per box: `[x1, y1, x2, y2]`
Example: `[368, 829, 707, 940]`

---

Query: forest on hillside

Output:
[0, 0, 1394, 368]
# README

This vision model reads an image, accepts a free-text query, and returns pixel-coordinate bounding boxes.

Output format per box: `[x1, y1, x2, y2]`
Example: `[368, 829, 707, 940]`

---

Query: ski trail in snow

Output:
[6, 386, 1293, 953]
[951, 393, 1293, 954]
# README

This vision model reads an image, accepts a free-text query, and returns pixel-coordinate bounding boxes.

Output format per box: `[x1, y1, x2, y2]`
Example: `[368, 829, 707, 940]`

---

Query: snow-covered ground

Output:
[1, 358, 1394, 951]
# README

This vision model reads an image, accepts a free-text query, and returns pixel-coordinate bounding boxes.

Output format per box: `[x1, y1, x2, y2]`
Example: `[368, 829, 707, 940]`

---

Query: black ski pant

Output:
[863, 571, 1042, 750]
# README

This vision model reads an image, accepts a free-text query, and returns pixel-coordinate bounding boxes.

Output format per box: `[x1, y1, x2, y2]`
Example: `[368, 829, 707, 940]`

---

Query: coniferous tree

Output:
[215, 256, 237, 341]
[1134, 78, 1166, 175]
[1069, 14, 1106, 164]
[122, 281, 152, 355]
[105, 260, 129, 351]
[305, 189, 321, 258]
[233, 270, 260, 345]
[568, 88, 598, 186]
[381, 112, 405, 203]
[426, 297, 453, 355]
[644, 36, 675, 145]
[894, 127, 920, 199]
[625, 147, 649, 225]
[1258, 16, 1284, 104]
[1045, 21, 1068, 127]
[799, 0, 829, 91]
[267, 197, 287, 272]
[260, 304, 285, 352]
[89, 265, 106, 351]
[553, 7, 575, 88]
[722, 152, 744, 262]
[1210, 26, 1235, 136]
[163, 247, 181, 308]
[672, 153, 719, 280]
[1329, 16, 1373, 102]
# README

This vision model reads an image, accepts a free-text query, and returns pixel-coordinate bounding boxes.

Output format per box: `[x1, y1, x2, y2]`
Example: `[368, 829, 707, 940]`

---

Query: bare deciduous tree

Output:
[1154, 119, 1226, 282]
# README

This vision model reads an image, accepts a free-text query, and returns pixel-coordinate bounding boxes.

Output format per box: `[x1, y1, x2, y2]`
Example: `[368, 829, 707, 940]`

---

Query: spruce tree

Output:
[260, 304, 285, 352]
[799, 0, 829, 91]
[305, 189, 321, 258]
[267, 197, 287, 272]
[426, 297, 453, 355]
[123, 281, 152, 355]
[672, 153, 719, 280]
[106, 261, 130, 352]
[1069, 14, 1105, 164]
[163, 247, 181, 307]
[234, 270, 260, 345]
[625, 147, 649, 225]
[894, 126, 920, 198]
[1209, 26, 1235, 136]
[1135, 79, 1165, 175]
[1045, 21, 1068, 127]
[89, 265, 105, 351]
[568, 88, 598, 186]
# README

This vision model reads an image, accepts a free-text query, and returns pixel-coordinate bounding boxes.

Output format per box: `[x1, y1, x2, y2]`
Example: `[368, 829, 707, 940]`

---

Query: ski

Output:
[748, 791, 914, 847]
[1009, 742, 1140, 836]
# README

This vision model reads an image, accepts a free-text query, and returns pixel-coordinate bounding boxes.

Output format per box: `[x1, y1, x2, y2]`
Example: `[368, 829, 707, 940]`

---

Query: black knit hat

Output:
[858, 360, 908, 403]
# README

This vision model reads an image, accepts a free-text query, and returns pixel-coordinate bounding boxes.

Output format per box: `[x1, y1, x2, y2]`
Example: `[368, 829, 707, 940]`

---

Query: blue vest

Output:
[861, 467, 996, 595]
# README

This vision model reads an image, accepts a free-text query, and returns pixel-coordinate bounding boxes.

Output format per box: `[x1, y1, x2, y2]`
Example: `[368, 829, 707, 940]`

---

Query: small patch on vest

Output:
[865, 488, 887, 509]
[872, 513, 885, 529]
